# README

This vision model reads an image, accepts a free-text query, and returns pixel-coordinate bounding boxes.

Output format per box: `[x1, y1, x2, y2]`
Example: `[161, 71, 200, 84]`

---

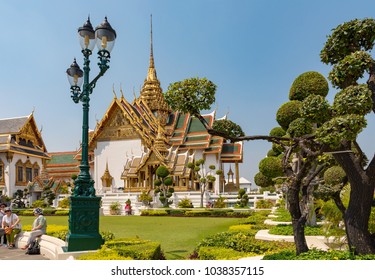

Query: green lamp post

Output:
[65, 17, 116, 252]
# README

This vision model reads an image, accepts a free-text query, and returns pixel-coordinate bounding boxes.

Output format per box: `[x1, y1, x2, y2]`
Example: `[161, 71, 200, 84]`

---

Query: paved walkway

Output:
[0, 245, 48, 260]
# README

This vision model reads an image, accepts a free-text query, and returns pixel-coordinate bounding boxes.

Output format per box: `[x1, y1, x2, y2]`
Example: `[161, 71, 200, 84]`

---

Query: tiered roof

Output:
[0, 114, 49, 159]
[45, 151, 80, 178]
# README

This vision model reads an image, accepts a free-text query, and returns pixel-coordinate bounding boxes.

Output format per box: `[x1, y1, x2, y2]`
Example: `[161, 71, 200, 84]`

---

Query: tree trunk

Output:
[333, 152, 375, 254]
[344, 180, 375, 254]
[288, 183, 309, 255]
[200, 190, 204, 208]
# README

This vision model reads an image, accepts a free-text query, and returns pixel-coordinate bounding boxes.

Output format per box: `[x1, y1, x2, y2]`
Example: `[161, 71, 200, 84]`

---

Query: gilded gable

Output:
[96, 106, 139, 142]
[18, 121, 41, 147]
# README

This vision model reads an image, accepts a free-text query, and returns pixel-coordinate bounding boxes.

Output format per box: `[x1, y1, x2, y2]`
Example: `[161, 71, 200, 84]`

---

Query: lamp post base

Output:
[66, 196, 104, 252]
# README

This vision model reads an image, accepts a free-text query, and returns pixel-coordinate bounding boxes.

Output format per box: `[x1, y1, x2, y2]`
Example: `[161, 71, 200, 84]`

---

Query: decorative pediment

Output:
[17, 115, 46, 150]
[91, 99, 140, 144]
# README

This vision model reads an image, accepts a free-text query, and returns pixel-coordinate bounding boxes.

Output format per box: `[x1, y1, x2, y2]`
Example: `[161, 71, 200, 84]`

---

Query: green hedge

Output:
[198, 246, 254, 260]
[78, 238, 163, 260]
[185, 210, 212, 217]
[263, 249, 375, 260]
[268, 224, 324, 236]
[197, 231, 294, 255]
[54, 210, 69, 216]
[13, 208, 69, 216]
[140, 210, 169, 216]
[140, 209, 252, 217]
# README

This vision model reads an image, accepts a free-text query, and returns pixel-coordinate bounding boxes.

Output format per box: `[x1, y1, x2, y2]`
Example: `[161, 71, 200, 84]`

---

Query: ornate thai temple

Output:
[0, 114, 49, 198]
[88, 26, 243, 196]
[0, 24, 244, 206]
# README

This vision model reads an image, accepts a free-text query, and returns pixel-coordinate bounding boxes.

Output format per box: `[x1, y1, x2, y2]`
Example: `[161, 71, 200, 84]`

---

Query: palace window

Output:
[17, 165, 24, 183]
[15, 160, 40, 185]
[26, 167, 33, 182]
[33, 162, 40, 178]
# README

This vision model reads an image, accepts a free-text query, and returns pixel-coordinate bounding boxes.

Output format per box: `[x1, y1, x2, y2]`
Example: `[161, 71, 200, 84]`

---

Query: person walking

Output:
[0, 203, 7, 246]
[21, 208, 47, 250]
[1, 207, 21, 249]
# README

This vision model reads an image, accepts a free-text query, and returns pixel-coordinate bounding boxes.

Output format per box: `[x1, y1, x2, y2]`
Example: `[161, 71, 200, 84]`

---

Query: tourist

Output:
[0, 203, 7, 246]
[21, 208, 47, 250]
[125, 201, 132, 215]
[1, 207, 21, 249]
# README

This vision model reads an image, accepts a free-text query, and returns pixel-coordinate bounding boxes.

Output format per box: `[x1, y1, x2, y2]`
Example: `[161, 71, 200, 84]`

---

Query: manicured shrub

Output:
[198, 246, 253, 260]
[19, 210, 34, 216]
[263, 249, 375, 260]
[185, 210, 212, 217]
[268, 224, 324, 236]
[276, 100, 302, 130]
[197, 231, 294, 255]
[178, 198, 194, 208]
[259, 157, 283, 179]
[255, 199, 275, 209]
[58, 197, 70, 209]
[140, 210, 168, 216]
[289, 71, 329, 101]
[269, 126, 286, 137]
[105, 238, 163, 260]
[166, 209, 186, 216]
[324, 166, 346, 186]
[101, 230, 116, 242]
[254, 172, 273, 188]
[78, 249, 133, 260]
[54, 210, 69, 216]
[228, 224, 252, 232]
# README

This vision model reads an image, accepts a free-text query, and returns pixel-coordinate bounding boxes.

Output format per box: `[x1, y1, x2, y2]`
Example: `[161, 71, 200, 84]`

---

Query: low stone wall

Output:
[15, 232, 93, 260]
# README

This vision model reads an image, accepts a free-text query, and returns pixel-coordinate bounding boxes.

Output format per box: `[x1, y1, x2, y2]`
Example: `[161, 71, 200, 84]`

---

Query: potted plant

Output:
[109, 201, 121, 215]
[138, 191, 153, 207]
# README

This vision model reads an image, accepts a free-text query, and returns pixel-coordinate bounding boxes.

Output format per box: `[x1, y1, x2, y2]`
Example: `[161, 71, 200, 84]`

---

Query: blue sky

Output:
[1, 0, 374, 184]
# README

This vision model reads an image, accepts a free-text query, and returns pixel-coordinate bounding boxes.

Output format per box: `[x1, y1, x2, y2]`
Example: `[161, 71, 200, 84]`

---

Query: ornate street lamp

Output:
[65, 17, 116, 252]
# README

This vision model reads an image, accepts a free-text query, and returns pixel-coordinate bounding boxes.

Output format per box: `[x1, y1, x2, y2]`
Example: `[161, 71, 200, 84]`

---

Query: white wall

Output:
[94, 139, 142, 193]
[0, 153, 43, 197]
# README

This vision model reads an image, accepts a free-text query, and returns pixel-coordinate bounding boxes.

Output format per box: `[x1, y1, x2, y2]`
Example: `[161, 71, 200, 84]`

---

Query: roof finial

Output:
[150, 14, 154, 68]
[147, 14, 157, 81]
[133, 87, 137, 101]
[120, 83, 125, 99]
[112, 84, 117, 99]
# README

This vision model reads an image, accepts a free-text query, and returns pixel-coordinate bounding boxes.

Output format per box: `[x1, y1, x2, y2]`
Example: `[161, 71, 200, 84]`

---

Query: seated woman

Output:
[1, 207, 21, 249]
[21, 208, 47, 250]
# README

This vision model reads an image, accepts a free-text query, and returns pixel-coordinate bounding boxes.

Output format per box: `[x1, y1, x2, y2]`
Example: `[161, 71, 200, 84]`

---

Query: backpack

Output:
[25, 240, 40, 255]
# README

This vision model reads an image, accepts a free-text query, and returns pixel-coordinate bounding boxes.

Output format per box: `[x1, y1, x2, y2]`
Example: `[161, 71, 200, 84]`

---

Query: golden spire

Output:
[147, 14, 157, 81]
[101, 161, 113, 188]
[138, 15, 171, 126]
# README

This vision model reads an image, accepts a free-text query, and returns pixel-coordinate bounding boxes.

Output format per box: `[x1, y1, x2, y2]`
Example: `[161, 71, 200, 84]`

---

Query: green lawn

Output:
[20, 215, 243, 260]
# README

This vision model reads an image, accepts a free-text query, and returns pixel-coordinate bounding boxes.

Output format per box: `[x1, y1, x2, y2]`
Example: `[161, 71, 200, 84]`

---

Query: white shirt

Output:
[2, 213, 20, 228]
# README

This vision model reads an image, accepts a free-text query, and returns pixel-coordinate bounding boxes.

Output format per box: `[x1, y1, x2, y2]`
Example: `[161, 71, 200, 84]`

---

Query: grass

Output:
[19, 215, 243, 260]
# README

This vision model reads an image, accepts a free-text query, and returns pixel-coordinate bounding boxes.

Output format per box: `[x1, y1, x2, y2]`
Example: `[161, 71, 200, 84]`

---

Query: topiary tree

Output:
[187, 159, 222, 208]
[318, 18, 375, 254]
[276, 100, 302, 130]
[289, 71, 329, 101]
[154, 166, 174, 207]
[254, 172, 273, 188]
[258, 157, 284, 178]
[164, 42, 375, 254]
[236, 189, 249, 208]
